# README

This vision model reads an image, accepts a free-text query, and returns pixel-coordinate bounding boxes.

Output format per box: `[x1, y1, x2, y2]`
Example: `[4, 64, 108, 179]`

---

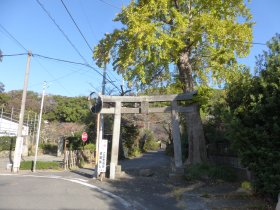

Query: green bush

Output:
[225, 35, 280, 200]
[39, 143, 57, 154]
[121, 119, 142, 158]
[143, 129, 160, 151]
[83, 143, 95, 152]
[67, 132, 84, 150]
[20, 161, 61, 170]
[0, 136, 16, 151]
[129, 146, 142, 157]
[185, 163, 237, 182]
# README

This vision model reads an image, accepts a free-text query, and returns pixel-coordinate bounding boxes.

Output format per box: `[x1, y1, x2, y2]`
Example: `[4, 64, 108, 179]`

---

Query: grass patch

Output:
[185, 163, 237, 182]
[20, 161, 61, 170]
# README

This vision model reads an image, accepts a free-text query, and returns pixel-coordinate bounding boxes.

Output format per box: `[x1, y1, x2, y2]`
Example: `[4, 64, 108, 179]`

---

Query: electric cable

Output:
[36, 0, 88, 64]
[60, 0, 93, 53]
[96, 0, 121, 10]
[0, 24, 28, 52]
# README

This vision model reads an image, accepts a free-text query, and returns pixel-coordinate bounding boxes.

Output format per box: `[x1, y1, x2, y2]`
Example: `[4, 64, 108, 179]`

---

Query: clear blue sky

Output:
[0, 0, 279, 97]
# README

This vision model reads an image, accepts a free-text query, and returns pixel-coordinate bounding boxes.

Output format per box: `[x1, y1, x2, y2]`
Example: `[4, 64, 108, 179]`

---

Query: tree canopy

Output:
[94, 0, 253, 91]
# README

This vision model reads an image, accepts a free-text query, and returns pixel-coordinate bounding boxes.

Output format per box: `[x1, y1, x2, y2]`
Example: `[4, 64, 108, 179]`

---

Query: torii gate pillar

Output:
[110, 101, 121, 179]
[171, 101, 183, 168]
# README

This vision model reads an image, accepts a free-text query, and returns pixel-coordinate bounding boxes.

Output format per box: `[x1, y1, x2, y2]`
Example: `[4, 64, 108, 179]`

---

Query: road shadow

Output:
[70, 167, 95, 179]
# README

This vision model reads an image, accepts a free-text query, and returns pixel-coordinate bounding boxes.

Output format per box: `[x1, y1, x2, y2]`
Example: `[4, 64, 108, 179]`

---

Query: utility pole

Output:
[13, 51, 32, 173]
[100, 63, 106, 140]
[95, 64, 106, 178]
[33, 81, 48, 172]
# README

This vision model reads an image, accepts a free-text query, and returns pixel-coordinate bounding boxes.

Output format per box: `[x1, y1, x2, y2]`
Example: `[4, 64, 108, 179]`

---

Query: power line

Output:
[33, 58, 73, 95]
[36, 0, 88, 64]
[60, 0, 93, 53]
[33, 53, 121, 92]
[0, 24, 28, 52]
[1, 53, 28, 57]
[96, 0, 121, 10]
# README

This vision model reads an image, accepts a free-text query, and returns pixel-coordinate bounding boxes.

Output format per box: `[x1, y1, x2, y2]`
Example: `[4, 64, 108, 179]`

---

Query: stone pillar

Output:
[110, 101, 121, 179]
[21, 136, 29, 157]
[141, 101, 149, 129]
[57, 137, 64, 157]
[171, 101, 182, 168]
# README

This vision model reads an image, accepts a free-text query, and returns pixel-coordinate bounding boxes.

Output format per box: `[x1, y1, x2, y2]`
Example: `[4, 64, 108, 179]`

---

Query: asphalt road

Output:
[119, 150, 170, 170]
[0, 174, 130, 210]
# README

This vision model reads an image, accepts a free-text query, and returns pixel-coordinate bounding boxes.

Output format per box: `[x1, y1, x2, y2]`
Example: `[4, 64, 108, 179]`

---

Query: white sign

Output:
[97, 139, 108, 173]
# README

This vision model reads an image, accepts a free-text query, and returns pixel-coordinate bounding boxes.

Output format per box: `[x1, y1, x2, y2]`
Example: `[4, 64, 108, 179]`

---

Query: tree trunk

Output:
[177, 48, 207, 165]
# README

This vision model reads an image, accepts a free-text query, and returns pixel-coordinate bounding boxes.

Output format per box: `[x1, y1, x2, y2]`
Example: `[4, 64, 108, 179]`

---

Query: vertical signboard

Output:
[97, 139, 108, 173]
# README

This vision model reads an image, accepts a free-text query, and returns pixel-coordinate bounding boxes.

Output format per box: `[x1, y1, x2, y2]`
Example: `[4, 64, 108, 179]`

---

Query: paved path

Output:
[119, 150, 170, 170]
[0, 173, 130, 210]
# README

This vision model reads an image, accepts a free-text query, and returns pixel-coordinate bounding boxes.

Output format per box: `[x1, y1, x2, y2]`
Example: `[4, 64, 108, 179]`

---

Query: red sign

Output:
[81, 132, 88, 142]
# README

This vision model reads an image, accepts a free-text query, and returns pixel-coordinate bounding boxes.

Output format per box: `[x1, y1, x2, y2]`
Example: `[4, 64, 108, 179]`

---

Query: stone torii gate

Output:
[99, 91, 197, 179]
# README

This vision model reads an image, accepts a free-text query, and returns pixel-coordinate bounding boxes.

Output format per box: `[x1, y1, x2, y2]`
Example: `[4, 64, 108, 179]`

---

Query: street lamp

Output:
[33, 81, 48, 172]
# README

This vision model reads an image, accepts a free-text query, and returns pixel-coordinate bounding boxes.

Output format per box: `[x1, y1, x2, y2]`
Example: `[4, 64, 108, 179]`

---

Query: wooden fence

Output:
[64, 150, 81, 169]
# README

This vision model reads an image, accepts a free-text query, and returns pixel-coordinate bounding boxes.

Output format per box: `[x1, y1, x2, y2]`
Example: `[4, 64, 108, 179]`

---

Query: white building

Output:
[0, 116, 29, 137]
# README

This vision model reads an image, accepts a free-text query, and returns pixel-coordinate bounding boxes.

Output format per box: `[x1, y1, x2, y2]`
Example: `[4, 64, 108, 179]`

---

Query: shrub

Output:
[67, 132, 84, 150]
[39, 143, 57, 154]
[0, 136, 16, 151]
[185, 163, 237, 182]
[129, 146, 142, 157]
[83, 143, 95, 152]
[120, 119, 141, 158]
[226, 35, 280, 200]
[143, 129, 160, 151]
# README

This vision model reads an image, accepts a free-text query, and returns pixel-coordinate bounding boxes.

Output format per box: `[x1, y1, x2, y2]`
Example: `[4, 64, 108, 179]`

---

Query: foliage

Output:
[185, 163, 237, 182]
[225, 34, 280, 200]
[94, 0, 253, 90]
[67, 131, 84, 150]
[39, 143, 57, 154]
[0, 92, 10, 105]
[0, 136, 16, 151]
[241, 181, 252, 191]
[129, 146, 142, 157]
[203, 88, 233, 144]
[120, 118, 141, 158]
[20, 161, 61, 170]
[44, 95, 89, 123]
[83, 143, 96, 152]
[0, 91, 89, 124]
[143, 129, 160, 151]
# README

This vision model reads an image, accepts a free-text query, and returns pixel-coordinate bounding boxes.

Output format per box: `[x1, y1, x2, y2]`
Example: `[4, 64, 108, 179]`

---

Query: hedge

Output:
[0, 136, 16, 151]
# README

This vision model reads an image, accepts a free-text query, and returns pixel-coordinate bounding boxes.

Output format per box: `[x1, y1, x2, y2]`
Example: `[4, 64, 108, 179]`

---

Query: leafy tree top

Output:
[94, 0, 253, 90]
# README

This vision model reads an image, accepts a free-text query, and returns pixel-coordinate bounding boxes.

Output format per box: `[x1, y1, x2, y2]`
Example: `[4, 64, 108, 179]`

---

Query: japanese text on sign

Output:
[97, 139, 108, 173]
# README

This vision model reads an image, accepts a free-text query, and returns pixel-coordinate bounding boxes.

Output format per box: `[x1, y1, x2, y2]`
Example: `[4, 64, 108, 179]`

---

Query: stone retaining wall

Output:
[0, 150, 14, 158]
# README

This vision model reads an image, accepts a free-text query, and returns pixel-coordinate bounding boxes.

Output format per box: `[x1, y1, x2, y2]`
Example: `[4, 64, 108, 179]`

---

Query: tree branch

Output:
[173, 0, 179, 10]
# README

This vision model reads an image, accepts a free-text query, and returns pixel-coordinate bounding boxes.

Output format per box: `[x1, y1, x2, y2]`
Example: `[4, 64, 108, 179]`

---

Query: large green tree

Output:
[94, 0, 253, 164]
